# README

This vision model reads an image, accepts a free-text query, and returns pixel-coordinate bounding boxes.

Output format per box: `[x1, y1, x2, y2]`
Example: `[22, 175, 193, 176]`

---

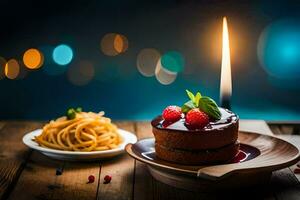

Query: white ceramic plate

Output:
[23, 129, 137, 161]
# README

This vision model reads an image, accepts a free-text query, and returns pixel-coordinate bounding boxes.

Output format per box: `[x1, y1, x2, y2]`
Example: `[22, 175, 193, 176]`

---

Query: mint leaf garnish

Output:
[181, 100, 196, 113]
[182, 90, 221, 120]
[186, 90, 195, 102]
[194, 92, 201, 107]
[198, 96, 221, 120]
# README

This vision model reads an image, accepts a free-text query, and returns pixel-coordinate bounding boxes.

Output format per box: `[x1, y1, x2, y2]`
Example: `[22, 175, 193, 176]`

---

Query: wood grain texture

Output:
[241, 121, 300, 200]
[199, 131, 299, 178]
[1, 120, 299, 200]
[0, 121, 42, 200]
[51, 161, 100, 200]
[134, 122, 153, 200]
[152, 174, 275, 200]
[269, 124, 300, 135]
[127, 130, 299, 179]
[270, 125, 283, 135]
[8, 151, 64, 200]
[270, 168, 300, 200]
[10, 151, 100, 200]
[6, 120, 100, 200]
[97, 122, 135, 200]
[9, 151, 100, 200]
[0, 122, 5, 130]
[272, 133, 300, 186]
[240, 120, 273, 135]
[8, 119, 115, 200]
[153, 180, 217, 200]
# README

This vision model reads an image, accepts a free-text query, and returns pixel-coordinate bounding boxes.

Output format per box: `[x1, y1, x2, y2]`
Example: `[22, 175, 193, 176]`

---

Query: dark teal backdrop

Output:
[0, 0, 300, 120]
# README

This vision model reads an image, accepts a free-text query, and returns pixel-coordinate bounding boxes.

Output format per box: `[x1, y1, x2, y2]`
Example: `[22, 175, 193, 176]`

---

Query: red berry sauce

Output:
[158, 107, 237, 131]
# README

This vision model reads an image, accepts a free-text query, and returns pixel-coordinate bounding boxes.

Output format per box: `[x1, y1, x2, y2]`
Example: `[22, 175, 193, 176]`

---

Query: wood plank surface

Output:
[8, 151, 65, 200]
[276, 135, 300, 182]
[8, 150, 100, 200]
[0, 121, 42, 200]
[270, 168, 300, 200]
[0, 122, 5, 130]
[134, 122, 153, 200]
[158, 183, 276, 200]
[8, 122, 136, 200]
[239, 120, 273, 135]
[1, 120, 299, 200]
[241, 120, 300, 200]
[97, 122, 135, 200]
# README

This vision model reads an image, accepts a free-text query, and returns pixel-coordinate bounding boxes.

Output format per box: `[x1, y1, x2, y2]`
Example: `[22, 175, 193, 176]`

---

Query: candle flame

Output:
[220, 17, 232, 101]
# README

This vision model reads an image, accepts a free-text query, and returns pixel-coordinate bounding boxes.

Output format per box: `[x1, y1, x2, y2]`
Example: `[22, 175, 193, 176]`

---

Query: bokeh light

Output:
[52, 44, 73, 65]
[137, 48, 161, 77]
[161, 51, 184, 73]
[0, 57, 7, 80]
[5, 59, 20, 79]
[114, 34, 128, 53]
[101, 33, 128, 56]
[67, 60, 94, 86]
[155, 58, 177, 85]
[258, 19, 300, 79]
[41, 46, 67, 75]
[23, 48, 44, 69]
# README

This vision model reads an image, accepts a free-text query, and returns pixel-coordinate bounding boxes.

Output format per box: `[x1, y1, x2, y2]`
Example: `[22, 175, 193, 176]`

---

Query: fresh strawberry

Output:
[162, 106, 182, 122]
[185, 108, 209, 128]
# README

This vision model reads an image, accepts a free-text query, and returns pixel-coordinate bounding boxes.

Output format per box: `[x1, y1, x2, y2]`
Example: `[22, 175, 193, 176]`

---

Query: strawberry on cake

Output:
[151, 90, 239, 165]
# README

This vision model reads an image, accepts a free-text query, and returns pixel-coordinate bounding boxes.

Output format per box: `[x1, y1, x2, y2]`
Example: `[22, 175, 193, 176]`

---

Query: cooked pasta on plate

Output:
[22, 108, 137, 161]
[35, 110, 122, 151]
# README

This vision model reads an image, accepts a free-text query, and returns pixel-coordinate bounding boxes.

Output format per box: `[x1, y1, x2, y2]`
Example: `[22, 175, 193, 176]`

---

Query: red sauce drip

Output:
[230, 150, 248, 163]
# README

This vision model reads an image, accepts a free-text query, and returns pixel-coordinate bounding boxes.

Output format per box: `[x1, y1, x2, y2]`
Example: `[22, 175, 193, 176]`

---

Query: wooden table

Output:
[0, 120, 300, 200]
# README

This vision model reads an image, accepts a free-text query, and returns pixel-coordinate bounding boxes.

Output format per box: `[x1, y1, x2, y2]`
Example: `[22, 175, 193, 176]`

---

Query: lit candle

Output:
[220, 17, 232, 110]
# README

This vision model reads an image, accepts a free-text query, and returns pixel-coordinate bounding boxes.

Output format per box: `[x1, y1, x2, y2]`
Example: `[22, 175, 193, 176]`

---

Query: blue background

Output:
[1, 0, 300, 121]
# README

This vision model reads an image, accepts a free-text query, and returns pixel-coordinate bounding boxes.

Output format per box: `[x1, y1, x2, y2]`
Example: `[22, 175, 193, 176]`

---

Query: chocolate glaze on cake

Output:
[153, 107, 238, 132]
[152, 107, 239, 151]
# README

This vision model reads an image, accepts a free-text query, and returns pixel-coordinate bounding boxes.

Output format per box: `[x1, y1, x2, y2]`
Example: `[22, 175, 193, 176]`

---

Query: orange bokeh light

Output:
[114, 34, 124, 53]
[5, 59, 20, 79]
[23, 48, 44, 69]
[101, 33, 128, 56]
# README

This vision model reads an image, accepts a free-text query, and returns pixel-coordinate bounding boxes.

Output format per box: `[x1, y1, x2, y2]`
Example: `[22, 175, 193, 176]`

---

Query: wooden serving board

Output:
[126, 122, 300, 191]
[148, 165, 272, 191]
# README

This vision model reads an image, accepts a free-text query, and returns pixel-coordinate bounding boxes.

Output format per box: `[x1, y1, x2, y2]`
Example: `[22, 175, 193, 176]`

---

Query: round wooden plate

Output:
[125, 131, 300, 191]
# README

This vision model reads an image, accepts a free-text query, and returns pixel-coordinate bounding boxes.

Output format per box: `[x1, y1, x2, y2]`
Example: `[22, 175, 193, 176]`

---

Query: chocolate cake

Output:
[152, 107, 239, 165]
[151, 90, 239, 165]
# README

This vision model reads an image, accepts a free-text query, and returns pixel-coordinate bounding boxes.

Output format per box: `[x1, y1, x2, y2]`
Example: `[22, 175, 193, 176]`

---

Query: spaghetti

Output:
[34, 111, 122, 151]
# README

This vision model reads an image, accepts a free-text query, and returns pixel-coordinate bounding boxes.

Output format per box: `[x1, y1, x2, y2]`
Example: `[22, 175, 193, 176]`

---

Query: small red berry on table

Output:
[294, 168, 300, 174]
[104, 175, 112, 184]
[87, 175, 95, 183]
[162, 106, 182, 122]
